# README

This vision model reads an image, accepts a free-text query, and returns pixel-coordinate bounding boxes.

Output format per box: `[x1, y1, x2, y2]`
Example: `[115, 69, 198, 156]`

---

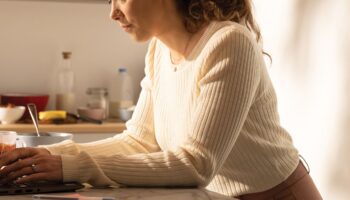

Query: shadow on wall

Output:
[283, 0, 350, 197]
[328, 1, 350, 193]
[284, 0, 319, 79]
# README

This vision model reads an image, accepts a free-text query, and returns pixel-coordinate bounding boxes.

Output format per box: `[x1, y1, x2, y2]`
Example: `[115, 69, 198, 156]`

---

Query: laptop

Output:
[0, 181, 84, 195]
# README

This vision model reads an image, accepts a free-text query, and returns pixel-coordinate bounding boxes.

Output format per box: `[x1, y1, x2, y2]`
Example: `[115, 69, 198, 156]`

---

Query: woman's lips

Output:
[121, 24, 132, 32]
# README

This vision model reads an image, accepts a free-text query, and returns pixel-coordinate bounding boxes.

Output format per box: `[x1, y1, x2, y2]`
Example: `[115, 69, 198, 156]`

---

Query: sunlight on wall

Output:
[254, 0, 350, 199]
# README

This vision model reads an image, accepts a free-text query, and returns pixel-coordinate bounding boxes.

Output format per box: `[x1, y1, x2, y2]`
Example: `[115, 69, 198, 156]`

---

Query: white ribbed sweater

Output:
[44, 21, 299, 197]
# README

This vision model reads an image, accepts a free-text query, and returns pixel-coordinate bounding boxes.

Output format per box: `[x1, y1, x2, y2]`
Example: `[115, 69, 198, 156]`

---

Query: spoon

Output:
[27, 103, 41, 137]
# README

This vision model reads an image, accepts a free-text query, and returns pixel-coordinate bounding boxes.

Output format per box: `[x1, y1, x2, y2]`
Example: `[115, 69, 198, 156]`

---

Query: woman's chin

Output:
[129, 33, 152, 43]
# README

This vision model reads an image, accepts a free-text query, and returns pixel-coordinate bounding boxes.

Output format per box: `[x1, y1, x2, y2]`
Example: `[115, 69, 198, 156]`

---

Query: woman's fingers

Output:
[0, 147, 52, 177]
[0, 147, 37, 167]
[0, 157, 35, 179]
[0, 152, 63, 185]
[0, 156, 40, 185]
[0, 166, 34, 184]
[15, 172, 52, 184]
[15, 156, 63, 184]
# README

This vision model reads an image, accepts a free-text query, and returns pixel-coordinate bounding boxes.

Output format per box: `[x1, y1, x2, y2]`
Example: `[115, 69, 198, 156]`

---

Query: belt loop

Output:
[299, 154, 310, 174]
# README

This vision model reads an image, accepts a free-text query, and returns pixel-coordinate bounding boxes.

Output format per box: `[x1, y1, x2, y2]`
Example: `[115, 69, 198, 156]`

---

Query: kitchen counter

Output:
[1, 187, 237, 200]
[0, 120, 125, 134]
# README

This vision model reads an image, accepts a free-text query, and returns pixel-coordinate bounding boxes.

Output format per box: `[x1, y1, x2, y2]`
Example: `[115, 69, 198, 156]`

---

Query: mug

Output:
[0, 131, 17, 154]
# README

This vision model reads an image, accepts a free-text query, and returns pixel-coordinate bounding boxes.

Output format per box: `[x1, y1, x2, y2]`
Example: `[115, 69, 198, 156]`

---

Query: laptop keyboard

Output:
[0, 182, 39, 195]
[0, 181, 85, 195]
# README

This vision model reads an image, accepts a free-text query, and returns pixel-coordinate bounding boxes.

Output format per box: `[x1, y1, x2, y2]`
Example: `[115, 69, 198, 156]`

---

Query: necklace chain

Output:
[171, 33, 194, 65]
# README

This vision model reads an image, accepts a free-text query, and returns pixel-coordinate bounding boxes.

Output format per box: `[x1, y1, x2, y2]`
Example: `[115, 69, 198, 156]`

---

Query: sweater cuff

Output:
[61, 155, 81, 182]
[60, 152, 119, 187]
[41, 146, 62, 156]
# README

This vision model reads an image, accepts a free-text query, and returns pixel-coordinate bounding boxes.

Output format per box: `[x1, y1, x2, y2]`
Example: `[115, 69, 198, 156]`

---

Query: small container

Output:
[118, 105, 135, 121]
[86, 88, 108, 119]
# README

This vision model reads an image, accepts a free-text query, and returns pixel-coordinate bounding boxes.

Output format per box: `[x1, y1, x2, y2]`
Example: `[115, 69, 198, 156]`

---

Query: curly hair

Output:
[175, 0, 262, 43]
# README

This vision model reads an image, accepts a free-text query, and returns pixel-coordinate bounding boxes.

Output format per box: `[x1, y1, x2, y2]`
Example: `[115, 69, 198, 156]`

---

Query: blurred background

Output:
[0, 0, 349, 199]
[255, 0, 350, 199]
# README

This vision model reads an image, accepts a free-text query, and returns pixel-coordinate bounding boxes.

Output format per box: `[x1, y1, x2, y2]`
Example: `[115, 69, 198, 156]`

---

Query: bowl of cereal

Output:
[0, 104, 26, 124]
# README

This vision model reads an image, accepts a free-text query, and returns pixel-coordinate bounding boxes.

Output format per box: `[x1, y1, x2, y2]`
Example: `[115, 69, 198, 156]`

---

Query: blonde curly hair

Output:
[175, 0, 262, 43]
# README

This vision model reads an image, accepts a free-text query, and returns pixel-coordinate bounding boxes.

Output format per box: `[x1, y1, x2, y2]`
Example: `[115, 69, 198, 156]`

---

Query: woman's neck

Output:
[156, 22, 192, 63]
[154, 4, 208, 64]
[157, 24, 209, 64]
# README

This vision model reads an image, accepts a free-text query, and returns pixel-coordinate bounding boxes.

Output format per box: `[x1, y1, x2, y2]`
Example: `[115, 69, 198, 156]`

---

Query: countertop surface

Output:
[1, 187, 237, 200]
[0, 120, 125, 134]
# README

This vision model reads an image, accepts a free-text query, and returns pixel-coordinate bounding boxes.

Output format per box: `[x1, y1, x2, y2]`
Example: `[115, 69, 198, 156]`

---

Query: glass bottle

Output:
[108, 67, 134, 118]
[56, 51, 76, 113]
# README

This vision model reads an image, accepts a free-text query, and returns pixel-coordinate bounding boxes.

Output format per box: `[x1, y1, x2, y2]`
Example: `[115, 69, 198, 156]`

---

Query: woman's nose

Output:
[110, 7, 123, 21]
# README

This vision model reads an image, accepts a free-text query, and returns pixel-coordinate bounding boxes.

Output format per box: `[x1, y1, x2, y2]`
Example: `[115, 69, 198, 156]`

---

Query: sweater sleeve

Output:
[56, 30, 262, 187]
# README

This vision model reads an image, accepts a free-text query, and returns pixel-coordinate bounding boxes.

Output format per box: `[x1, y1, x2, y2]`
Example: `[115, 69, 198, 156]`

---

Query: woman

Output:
[0, 0, 322, 199]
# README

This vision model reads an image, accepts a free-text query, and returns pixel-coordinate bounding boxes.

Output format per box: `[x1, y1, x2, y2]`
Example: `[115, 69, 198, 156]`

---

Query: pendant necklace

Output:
[172, 33, 193, 72]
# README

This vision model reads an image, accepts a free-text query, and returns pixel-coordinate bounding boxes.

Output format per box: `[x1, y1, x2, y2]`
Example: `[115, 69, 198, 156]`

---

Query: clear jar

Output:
[86, 88, 108, 119]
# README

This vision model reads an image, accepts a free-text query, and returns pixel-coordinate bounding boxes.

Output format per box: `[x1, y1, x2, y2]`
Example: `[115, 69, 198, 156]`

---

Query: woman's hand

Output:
[0, 147, 63, 185]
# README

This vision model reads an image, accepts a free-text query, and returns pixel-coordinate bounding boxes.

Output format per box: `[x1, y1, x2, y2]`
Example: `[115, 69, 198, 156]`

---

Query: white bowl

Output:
[0, 106, 25, 124]
[118, 106, 135, 121]
[77, 107, 105, 120]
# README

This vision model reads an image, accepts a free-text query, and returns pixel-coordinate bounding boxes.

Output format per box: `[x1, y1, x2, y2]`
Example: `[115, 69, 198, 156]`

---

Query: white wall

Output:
[0, 0, 148, 110]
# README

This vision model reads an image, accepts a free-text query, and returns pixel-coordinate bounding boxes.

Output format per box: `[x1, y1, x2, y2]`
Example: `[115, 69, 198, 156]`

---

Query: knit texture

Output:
[44, 21, 299, 197]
